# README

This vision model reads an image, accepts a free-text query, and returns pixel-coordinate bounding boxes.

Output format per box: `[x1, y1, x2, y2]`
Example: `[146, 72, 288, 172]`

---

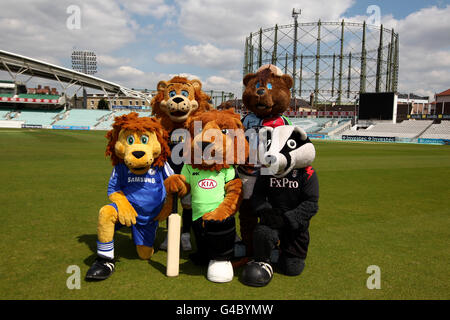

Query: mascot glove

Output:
[283, 201, 319, 231]
[109, 191, 138, 227]
[259, 208, 286, 230]
[164, 174, 189, 197]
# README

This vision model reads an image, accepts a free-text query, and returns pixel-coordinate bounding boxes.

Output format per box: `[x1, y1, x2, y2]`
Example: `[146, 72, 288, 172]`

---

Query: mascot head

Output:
[185, 109, 249, 171]
[259, 125, 315, 178]
[151, 76, 213, 131]
[242, 64, 293, 118]
[105, 112, 170, 175]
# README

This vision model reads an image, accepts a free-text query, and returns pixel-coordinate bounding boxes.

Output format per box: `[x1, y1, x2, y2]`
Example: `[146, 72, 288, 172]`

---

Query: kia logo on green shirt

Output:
[198, 179, 217, 189]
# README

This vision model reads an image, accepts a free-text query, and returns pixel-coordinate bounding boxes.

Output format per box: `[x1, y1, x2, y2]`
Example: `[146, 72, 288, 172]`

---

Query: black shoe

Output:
[240, 261, 274, 287]
[85, 257, 115, 281]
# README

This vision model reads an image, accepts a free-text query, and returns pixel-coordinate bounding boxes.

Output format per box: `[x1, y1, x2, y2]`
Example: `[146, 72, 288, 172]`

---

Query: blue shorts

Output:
[108, 203, 158, 247]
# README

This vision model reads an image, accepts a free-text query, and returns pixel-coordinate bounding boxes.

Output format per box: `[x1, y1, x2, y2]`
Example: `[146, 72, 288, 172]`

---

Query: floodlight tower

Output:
[71, 50, 97, 109]
[71, 50, 97, 75]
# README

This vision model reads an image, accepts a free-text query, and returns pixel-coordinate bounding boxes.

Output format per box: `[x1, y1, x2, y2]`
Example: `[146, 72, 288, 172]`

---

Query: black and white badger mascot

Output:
[240, 125, 319, 287]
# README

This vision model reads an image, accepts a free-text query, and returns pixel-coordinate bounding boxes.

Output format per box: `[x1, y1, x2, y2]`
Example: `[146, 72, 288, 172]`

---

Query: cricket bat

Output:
[166, 194, 181, 277]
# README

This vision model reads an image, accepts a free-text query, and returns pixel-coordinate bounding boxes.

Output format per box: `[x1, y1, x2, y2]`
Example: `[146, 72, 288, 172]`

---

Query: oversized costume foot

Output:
[85, 257, 115, 281]
[207, 260, 234, 283]
[240, 261, 273, 287]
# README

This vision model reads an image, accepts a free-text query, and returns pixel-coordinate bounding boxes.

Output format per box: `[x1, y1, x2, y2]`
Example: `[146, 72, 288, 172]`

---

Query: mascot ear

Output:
[281, 74, 294, 89]
[243, 73, 256, 87]
[293, 125, 308, 140]
[258, 126, 274, 163]
[190, 79, 202, 91]
[157, 80, 168, 91]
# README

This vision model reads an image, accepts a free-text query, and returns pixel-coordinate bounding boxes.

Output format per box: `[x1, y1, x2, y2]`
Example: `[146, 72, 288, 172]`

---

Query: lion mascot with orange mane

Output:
[151, 77, 213, 252]
[85, 112, 174, 281]
[158, 109, 249, 283]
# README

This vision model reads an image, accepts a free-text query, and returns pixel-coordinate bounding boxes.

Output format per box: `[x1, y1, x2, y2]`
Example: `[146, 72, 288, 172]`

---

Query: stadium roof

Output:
[0, 50, 122, 92]
[436, 89, 450, 97]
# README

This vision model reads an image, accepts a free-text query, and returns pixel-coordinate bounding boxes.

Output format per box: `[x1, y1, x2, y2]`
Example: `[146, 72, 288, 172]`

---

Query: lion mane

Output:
[105, 112, 170, 167]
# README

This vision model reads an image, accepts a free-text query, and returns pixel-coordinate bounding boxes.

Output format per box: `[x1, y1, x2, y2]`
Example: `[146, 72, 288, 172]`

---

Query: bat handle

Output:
[172, 193, 178, 214]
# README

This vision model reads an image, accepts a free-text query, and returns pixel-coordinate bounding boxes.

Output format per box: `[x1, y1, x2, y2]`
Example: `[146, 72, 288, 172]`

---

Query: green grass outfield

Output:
[0, 128, 449, 300]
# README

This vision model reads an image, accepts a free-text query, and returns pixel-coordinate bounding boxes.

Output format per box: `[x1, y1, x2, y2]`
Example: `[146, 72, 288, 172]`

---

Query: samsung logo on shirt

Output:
[128, 177, 156, 183]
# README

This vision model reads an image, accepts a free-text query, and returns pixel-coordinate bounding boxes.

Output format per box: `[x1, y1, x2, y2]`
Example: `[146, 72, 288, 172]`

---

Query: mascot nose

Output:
[132, 151, 146, 159]
[264, 154, 277, 165]
[257, 88, 265, 96]
[172, 97, 184, 104]
[198, 141, 212, 152]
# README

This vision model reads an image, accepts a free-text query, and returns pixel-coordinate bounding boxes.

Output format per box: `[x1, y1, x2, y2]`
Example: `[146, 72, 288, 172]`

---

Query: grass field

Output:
[0, 128, 449, 300]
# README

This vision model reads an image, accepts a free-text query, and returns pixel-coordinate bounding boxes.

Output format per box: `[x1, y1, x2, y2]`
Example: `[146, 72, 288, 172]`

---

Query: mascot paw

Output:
[136, 245, 154, 260]
[165, 174, 188, 196]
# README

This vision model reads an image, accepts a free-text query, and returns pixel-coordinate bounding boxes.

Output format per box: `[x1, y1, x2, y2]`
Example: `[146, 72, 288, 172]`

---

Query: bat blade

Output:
[166, 195, 181, 277]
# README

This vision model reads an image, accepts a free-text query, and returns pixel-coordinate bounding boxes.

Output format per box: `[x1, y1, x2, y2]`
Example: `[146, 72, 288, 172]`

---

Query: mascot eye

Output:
[287, 139, 297, 149]
[255, 82, 260, 89]
[181, 90, 189, 97]
[221, 129, 229, 135]
[169, 90, 176, 98]
[267, 83, 273, 90]
[127, 135, 135, 145]
[140, 135, 149, 144]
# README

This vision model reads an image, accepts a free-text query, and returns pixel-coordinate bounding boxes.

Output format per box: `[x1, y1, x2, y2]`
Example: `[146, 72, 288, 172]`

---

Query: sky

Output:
[0, 0, 449, 99]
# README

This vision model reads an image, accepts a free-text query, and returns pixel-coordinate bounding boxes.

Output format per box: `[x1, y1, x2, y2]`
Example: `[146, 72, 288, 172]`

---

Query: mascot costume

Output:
[151, 76, 212, 251]
[240, 125, 319, 287]
[85, 112, 174, 281]
[238, 64, 294, 258]
[160, 109, 248, 283]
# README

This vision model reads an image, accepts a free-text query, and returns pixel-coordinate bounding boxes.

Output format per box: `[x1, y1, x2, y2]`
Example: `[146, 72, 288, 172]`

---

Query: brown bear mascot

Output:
[237, 64, 294, 260]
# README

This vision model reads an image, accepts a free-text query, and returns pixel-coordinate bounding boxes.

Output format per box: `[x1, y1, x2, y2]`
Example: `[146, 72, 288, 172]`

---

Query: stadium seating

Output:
[419, 122, 450, 140]
[0, 110, 10, 119]
[54, 109, 111, 127]
[339, 120, 434, 139]
[15, 110, 61, 126]
[289, 118, 352, 135]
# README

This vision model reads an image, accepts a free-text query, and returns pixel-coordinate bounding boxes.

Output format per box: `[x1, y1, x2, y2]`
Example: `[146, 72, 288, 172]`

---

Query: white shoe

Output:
[181, 232, 192, 251]
[159, 235, 168, 251]
[207, 260, 234, 283]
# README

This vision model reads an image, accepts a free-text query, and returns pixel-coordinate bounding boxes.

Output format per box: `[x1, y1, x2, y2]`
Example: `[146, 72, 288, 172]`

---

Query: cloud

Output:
[121, 0, 175, 19]
[387, 5, 450, 96]
[174, 0, 355, 47]
[97, 55, 131, 67]
[0, 0, 136, 61]
[155, 43, 241, 69]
